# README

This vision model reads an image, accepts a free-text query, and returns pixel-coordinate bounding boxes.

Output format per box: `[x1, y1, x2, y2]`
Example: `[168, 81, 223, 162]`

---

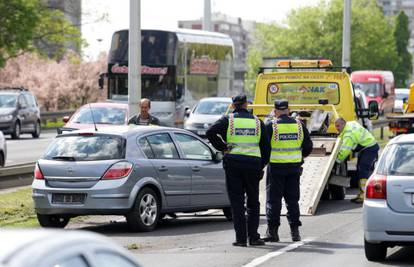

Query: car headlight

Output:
[0, 115, 13, 122]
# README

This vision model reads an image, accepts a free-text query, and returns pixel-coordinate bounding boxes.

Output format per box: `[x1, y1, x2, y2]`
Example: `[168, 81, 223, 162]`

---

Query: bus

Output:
[101, 29, 234, 127]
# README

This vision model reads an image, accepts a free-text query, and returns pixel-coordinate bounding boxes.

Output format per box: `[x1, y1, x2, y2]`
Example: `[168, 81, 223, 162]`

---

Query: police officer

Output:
[265, 100, 313, 242]
[206, 94, 270, 247]
[334, 118, 379, 203]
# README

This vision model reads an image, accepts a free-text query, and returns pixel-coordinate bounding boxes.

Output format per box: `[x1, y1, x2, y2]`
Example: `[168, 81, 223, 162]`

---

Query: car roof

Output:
[60, 125, 193, 138]
[388, 134, 414, 145]
[199, 97, 232, 103]
[80, 102, 128, 109]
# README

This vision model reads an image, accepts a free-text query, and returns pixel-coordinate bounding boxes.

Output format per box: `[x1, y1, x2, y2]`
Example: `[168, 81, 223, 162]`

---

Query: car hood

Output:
[186, 114, 223, 125]
[0, 108, 15, 115]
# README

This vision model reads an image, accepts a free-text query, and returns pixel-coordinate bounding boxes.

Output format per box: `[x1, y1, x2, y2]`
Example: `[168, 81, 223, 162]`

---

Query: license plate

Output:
[52, 193, 86, 204]
[197, 130, 206, 135]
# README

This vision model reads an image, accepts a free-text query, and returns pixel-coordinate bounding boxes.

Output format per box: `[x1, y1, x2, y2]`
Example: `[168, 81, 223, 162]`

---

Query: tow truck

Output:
[387, 83, 414, 136]
[250, 59, 379, 215]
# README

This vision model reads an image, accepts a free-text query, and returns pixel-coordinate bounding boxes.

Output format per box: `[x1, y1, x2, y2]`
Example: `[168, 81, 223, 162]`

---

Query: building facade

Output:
[179, 13, 256, 93]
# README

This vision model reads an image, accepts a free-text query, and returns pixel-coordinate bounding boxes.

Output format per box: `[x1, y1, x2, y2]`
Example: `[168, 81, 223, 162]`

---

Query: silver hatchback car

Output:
[363, 133, 414, 261]
[32, 126, 230, 231]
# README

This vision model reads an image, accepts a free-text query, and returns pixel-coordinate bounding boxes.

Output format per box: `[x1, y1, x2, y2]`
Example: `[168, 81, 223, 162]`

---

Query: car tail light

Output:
[34, 164, 44, 180]
[102, 161, 133, 180]
[366, 174, 387, 199]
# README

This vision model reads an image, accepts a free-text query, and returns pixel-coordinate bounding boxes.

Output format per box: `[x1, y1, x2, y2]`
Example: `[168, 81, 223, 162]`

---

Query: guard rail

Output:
[0, 162, 35, 190]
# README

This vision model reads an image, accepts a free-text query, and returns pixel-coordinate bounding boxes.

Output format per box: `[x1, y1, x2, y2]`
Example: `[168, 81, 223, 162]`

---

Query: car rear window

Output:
[71, 107, 127, 125]
[377, 143, 414, 176]
[43, 135, 126, 161]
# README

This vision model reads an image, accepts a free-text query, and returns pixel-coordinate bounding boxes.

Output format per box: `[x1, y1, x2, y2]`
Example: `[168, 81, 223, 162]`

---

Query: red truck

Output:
[351, 70, 395, 114]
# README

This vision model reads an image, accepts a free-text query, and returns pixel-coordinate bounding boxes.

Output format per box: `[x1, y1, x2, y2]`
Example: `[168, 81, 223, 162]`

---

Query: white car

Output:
[184, 97, 232, 137]
[363, 133, 414, 261]
[0, 229, 143, 267]
[393, 88, 409, 113]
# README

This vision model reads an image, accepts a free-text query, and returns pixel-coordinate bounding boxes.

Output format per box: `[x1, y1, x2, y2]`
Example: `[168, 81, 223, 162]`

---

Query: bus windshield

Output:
[354, 83, 381, 97]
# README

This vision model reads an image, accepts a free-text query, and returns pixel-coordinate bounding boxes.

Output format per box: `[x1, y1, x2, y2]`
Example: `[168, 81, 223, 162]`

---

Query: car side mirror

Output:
[213, 151, 223, 162]
[184, 107, 191, 118]
[62, 116, 70, 123]
[368, 100, 379, 120]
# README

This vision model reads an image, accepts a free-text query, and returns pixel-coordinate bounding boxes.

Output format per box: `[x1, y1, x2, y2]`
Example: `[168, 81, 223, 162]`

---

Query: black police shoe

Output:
[264, 226, 279, 242]
[232, 241, 247, 247]
[291, 226, 301, 242]
[249, 238, 266, 246]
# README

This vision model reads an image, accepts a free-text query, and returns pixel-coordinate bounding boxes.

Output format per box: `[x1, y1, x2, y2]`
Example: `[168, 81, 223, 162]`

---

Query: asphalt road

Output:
[5, 130, 57, 166]
[65, 189, 414, 267]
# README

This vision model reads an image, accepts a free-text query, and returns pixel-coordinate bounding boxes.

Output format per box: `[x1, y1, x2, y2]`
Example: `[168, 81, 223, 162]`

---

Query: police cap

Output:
[232, 94, 247, 105]
[274, 99, 289, 110]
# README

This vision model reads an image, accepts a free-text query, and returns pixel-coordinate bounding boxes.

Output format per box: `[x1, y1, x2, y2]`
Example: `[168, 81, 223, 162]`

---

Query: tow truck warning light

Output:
[277, 59, 333, 68]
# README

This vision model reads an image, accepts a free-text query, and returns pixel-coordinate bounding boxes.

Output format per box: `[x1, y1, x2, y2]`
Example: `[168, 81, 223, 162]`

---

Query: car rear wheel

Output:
[126, 188, 160, 232]
[0, 153, 5, 167]
[11, 121, 20, 139]
[329, 185, 346, 200]
[364, 239, 387, 261]
[32, 120, 41, 138]
[37, 214, 70, 228]
[223, 207, 232, 221]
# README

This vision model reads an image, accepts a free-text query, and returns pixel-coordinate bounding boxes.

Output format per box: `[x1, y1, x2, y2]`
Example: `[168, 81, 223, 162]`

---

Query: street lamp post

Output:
[128, 0, 141, 117]
[342, 0, 351, 67]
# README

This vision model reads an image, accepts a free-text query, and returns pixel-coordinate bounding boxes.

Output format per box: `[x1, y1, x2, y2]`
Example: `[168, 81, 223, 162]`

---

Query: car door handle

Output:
[158, 166, 168, 172]
[192, 166, 201, 172]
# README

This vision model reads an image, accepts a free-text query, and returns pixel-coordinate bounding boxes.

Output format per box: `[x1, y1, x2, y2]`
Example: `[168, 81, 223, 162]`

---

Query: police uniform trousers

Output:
[224, 159, 262, 242]
[266, 165, 302, 227]
[357, 144, 380, 179]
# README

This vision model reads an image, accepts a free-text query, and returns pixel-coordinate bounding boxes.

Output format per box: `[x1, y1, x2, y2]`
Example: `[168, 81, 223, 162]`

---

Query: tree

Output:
[246, 0, 398, 91]
[0, 0, 82, 68]
[394, 11, 412, 87]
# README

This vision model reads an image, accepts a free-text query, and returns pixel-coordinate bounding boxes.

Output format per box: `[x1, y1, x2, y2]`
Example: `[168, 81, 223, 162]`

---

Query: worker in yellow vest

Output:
[334, 118, 379, 203]
[265, 100, 313, 242]
[207, 94, 270, 247]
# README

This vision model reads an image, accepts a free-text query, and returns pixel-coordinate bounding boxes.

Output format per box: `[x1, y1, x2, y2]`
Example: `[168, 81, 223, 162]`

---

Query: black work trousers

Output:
[357, 144, 380, 179]
[266, 166, 302, 227]
[224, 164, 261, 243]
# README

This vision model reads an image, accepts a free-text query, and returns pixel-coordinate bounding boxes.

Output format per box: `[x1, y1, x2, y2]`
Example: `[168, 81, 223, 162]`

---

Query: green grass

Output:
[373, 126, 392, 148]
[42, 120, 65, 129]
[0, 188, 39, 228]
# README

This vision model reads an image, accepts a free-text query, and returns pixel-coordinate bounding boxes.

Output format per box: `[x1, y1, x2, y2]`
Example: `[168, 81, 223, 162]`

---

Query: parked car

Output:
[0, 229, 143, 267]
[363, 133, 414, 261]
[32, 126, 231, 231]
[58, 102, 129, 134]
[393, 88, 410, 113]
[184, 97, 232, 137]
[0, 131, 7, 167]
[0, 87, 41, 139]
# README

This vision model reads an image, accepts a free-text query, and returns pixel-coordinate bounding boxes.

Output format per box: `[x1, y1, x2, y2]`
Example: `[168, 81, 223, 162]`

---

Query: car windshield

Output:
[194, 101, 230, 115]
[378, 143, 414, 176]
[0, 94, 17, 108]
[354, 83, 381, 97]
[71, 107, 126, 125]
[44, 135, 126, 161]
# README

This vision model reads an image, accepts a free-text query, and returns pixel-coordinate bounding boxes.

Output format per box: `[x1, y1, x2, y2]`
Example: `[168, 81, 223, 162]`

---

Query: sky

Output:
[82, 0, 320, 60]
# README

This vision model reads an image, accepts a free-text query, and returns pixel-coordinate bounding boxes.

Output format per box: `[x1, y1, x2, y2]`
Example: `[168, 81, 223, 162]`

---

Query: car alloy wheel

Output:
[126, 187, 160, 232]
[11, 121, 20, 139]
[32, 121, 41, 138]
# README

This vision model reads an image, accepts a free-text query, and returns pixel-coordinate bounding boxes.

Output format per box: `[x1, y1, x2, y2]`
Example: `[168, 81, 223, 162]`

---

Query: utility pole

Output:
[342, 0, 351, 67]
[128, 0, 141, 116]
[203, 0, 212, 31]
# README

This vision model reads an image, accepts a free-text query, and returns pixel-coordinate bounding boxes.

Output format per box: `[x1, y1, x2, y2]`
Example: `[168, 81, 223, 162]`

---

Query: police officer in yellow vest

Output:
[207, 94, 270, 247]
[265, 100, 313, 242]
[334, 118, 379, 203]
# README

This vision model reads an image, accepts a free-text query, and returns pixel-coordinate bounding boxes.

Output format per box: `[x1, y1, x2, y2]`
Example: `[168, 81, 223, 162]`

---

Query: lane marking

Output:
[242, 238, 315, 267]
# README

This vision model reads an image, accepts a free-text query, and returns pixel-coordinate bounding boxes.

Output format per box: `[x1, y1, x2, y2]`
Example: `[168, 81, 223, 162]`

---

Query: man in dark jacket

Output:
[128, 98, 160, 126]
[206, 94, 270, 247]
[265, 100, 313, 242]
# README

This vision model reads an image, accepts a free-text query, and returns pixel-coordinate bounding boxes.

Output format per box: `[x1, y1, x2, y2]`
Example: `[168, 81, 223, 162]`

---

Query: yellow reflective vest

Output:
[226, 114, 261, 158]
[336, 121, 377, 163]
[270, 119, 304, 163]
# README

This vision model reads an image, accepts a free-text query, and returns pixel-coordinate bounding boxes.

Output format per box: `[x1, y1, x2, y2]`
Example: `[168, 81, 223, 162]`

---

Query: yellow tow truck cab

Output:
[250, 59, 379, 215]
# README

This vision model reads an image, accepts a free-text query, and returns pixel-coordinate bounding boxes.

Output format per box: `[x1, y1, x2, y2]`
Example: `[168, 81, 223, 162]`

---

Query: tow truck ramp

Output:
[260, 137, 342, 216]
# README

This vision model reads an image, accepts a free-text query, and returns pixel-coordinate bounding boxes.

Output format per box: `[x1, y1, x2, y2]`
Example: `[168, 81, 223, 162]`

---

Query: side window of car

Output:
[24, 94, 36, 108]
[175, 133, 212, 160]
[18, 95, 28, 108]
[146, 133, 179, 159]
[138, 137, 155, 159]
